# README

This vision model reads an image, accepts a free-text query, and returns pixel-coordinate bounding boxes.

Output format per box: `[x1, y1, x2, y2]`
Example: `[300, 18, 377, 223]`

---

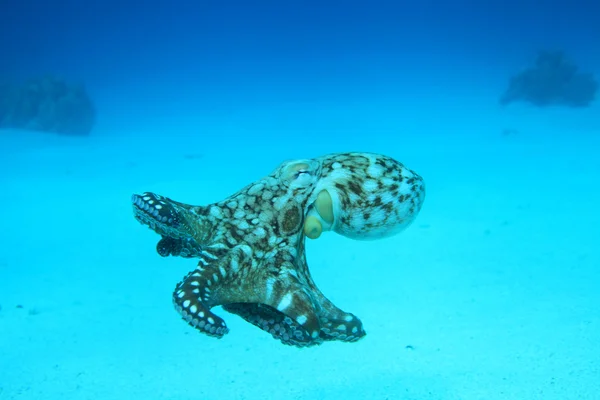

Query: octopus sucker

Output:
[132, 152, 425, 347]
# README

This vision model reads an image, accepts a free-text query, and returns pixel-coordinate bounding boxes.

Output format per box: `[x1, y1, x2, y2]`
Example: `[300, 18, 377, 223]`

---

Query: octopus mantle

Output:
[132, 152, 425, 347]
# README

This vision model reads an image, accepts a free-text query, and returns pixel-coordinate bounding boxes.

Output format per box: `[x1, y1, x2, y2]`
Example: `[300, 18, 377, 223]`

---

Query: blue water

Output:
[1, 1, 599, 399]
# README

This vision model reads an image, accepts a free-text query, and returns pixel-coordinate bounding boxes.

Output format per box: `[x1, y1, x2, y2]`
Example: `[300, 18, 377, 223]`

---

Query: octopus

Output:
[132, 152, 425, 347]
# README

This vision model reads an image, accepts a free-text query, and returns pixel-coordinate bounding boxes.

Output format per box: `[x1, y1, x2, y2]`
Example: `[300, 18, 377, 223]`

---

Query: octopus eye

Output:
[280, 160, 319, 187]
[293, 169, 314, 186]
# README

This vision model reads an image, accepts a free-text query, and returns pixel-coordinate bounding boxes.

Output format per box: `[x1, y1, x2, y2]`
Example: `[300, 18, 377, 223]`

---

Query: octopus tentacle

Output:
[132, 193, 188, 237]
[304, 280, 366, 342]
[223, 302, 320, 347]
[225, 298, 365, 345]
[221, 249, 364, 346]
[316, 302, 365, 342]
[173, 268, 229, 337]
[172, 245, 250, 337]
[221, 255, 323, 346]
[133, 192, 217, 263]
[132, 193, 203, 247]
[294, 238, 366, 342]
[301, 268, 366, 341]
[156, 236, 204, 258]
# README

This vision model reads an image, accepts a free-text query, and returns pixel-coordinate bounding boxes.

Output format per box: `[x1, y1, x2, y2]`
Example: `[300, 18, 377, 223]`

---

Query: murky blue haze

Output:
[1, 1, 599, 399]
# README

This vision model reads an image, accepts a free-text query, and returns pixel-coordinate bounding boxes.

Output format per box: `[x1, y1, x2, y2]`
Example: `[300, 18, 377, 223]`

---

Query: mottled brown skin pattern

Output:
[132, 152, 425, 347]
[310, 153, 425, 240]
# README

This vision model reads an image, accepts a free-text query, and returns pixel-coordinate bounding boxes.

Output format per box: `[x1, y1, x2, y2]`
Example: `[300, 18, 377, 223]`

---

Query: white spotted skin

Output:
[308, 152, 425, 240]
[132, 152, 424, 347]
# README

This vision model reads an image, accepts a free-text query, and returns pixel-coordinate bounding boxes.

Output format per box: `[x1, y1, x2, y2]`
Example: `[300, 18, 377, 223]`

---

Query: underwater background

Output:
[1, 0, 599, 399]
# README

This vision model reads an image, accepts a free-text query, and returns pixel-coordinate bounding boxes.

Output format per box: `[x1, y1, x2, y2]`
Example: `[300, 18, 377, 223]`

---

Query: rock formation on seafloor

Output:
[0, 75, 95, 135]
[500, 51, 598, 108]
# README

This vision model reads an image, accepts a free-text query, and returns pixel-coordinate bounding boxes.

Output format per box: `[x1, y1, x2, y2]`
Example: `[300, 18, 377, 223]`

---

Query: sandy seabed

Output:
[1, 96, 599, 400]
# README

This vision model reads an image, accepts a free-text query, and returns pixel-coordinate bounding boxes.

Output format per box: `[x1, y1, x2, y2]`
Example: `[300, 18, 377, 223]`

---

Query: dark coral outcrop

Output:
[0, 76, 95, 135]
[500, 51, 598, 108]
